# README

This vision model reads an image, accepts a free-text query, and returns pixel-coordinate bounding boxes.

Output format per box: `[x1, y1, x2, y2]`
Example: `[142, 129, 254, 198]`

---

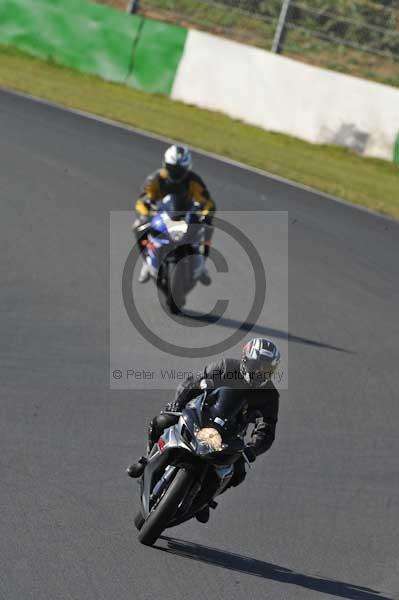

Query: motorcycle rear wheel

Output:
[138, 467, 194, 546]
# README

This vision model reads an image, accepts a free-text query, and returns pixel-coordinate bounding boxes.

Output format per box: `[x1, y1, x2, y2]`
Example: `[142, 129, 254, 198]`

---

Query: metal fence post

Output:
[271, 0, 293, 54]
[127, 0, 139, 14]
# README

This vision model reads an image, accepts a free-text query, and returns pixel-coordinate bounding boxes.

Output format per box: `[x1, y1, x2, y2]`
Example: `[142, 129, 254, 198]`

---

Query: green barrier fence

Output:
[127, 18, 187, 95]
[0, 0, 187, 95]
[394, 133, 399, 165]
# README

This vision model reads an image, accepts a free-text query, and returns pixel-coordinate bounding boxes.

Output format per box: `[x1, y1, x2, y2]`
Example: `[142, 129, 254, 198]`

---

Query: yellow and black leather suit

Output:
[135, 168, 216, 219]
[133, 169, 216, 256]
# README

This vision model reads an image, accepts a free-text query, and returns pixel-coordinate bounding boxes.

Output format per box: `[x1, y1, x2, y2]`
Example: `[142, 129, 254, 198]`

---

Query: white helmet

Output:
[163, 145, 192, 182]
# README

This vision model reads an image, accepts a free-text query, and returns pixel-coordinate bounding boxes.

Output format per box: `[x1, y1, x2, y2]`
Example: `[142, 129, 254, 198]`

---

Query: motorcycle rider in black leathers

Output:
[132, 144, 216, 284]
[127, 338, 281, 523]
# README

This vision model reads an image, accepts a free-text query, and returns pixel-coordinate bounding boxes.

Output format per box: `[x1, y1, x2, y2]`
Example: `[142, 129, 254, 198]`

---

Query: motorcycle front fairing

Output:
[139, 396, 203, 518]
[140, 414, 203, 518]
[145, 200, 205, 277]
[140, 394, 245, 521]
[144, 213, 170, 275]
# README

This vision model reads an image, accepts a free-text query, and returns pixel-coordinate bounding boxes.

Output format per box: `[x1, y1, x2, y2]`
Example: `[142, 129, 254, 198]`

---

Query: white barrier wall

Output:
[171, 30, 399, 161]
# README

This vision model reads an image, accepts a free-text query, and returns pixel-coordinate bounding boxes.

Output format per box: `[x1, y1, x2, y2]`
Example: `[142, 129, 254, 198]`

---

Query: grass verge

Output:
[0, 45, 398, 218]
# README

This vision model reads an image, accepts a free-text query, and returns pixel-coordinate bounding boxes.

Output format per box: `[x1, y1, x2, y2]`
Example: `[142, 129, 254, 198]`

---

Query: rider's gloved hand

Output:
[200, 378, 214, 391]
[244, 445, 257, 463]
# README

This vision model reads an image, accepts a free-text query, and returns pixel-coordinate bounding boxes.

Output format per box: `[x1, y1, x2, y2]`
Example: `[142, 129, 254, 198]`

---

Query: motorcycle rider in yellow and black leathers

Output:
[132, 145, 216, 284]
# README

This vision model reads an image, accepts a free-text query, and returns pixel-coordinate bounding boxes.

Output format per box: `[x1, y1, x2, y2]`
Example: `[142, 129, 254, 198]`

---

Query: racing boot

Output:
[199, 265, 211, 286]
[126, 456, 147, 478]
[138, 262, 150, 283]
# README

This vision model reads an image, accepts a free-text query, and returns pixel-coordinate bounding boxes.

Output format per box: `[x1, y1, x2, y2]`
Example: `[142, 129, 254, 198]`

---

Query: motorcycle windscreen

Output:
[204, 387, 247, 432]
[161, 193, 192, 221]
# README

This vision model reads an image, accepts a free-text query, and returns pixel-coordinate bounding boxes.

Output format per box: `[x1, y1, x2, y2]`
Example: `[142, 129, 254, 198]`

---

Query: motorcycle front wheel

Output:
[138, 467, 194, 547]
[166, 261, 186, 314]
[134, 512, 145, 531]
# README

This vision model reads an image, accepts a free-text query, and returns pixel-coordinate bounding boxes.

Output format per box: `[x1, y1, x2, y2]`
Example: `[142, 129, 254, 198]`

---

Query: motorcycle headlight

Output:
[195, 427, 223, 452]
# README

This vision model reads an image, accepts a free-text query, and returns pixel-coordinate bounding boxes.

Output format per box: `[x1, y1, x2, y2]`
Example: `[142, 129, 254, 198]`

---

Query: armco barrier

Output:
[0, 0, 187, 95]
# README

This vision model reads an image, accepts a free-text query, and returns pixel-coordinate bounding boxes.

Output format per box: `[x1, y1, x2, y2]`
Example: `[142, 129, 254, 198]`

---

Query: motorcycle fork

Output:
[178, 464, 209, 516]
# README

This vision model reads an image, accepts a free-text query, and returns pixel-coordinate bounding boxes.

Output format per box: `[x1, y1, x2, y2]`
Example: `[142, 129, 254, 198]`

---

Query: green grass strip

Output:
[0, 45, 398, 219]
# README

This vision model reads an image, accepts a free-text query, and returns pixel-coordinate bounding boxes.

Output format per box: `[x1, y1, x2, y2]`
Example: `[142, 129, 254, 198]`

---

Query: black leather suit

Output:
[148, 358, 279, 488]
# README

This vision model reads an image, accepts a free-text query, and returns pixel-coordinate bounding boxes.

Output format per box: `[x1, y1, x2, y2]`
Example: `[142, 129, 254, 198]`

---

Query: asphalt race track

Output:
[1, 88, 399, 600]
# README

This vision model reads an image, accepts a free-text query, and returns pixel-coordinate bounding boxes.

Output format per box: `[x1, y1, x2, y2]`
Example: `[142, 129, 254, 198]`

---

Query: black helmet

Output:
[240, 338, 280, 386]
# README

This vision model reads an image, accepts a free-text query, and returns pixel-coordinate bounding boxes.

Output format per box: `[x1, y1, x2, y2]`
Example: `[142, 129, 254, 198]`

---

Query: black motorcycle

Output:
[134, 384, 251, 546]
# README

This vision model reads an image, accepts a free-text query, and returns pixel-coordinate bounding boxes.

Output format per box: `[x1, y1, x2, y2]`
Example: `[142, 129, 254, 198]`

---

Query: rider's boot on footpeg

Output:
[127, 457, 147, 478]
[195, 505, 210, 523]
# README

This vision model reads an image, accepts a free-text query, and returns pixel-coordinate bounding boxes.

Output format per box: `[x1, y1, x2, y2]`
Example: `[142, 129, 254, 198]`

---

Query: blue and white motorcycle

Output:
[142, 194, 207, 314]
